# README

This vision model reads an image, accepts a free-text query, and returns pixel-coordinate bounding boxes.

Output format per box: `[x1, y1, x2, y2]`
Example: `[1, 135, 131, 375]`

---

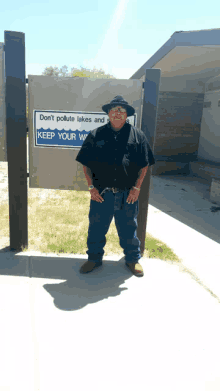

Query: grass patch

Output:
[0, 181, 181, 262]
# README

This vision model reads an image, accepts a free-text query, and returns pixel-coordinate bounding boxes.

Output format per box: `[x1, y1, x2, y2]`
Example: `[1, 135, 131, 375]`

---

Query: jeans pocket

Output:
[100, 187, 111, 196]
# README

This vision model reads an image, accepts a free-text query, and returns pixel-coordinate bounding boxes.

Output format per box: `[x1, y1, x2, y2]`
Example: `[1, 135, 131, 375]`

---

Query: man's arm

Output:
[83, 165, 93, 187]
[134, 166, 148, 189]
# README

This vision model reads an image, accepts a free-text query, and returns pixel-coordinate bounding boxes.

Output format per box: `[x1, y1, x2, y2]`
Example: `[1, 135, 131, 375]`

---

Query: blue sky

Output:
[1, 0, 220, 79]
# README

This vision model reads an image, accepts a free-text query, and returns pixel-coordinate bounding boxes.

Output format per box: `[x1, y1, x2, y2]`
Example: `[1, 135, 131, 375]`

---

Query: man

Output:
[75, 95, 155, 277]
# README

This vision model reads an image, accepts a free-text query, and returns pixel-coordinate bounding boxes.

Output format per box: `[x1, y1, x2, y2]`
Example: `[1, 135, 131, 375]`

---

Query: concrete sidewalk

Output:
[147, 174, 220, 300]
[0, 174, 220, 391]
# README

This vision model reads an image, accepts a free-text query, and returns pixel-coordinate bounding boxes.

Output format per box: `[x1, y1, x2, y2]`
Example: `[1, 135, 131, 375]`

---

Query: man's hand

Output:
[89, 187, 139, 204]
[126, 187, 140, 204]
[90, 188, 104, 203]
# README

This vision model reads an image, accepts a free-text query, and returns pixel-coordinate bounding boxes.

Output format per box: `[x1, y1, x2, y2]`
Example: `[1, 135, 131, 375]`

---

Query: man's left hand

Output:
[126, 187, 140, 204]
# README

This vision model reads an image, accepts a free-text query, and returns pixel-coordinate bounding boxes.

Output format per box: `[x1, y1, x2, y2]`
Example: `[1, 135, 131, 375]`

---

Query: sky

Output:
[1, 0, 220, 79]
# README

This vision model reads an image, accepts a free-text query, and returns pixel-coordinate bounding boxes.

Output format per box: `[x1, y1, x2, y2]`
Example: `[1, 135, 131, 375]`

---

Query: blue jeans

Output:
[86, 188, 141, 264]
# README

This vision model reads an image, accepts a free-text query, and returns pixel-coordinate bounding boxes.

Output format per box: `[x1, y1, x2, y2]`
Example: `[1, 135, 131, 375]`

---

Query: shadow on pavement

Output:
[0, 250, 139, 310]
[149, 174, 220, 245]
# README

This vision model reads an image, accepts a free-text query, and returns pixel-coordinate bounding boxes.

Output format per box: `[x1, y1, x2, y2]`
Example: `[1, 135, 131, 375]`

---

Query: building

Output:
[130, 29, 220, 193]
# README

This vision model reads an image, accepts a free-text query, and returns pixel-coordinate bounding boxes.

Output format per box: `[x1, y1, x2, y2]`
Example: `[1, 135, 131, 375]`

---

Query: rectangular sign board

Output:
[34, 110, 137, 148]
[28, 75, 143, 190]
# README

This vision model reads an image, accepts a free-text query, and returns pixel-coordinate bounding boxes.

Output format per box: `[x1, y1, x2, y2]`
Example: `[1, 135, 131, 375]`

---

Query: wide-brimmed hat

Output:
[102, 95, 135, 117]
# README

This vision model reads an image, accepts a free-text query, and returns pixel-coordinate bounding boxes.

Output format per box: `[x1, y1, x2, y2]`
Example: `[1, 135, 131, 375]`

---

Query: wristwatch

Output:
[88, 185, 94, 190]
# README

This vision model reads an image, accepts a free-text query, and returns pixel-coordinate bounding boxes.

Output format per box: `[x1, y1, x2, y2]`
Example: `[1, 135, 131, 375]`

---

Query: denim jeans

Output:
[86, 187, 141, 264]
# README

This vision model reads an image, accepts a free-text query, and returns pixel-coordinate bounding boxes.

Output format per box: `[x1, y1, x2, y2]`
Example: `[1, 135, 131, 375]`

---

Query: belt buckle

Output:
[112, 187, 118, 193]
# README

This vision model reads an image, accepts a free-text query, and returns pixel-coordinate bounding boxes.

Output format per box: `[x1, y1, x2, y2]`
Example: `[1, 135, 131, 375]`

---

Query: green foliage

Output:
[42, 66, 60, 77]
[41, 65, 116, 79]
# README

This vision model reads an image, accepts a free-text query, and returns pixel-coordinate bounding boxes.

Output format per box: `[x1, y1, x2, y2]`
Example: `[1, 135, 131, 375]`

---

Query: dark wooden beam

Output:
[138, 68, 161, 255]
[5, 31, 28, 251]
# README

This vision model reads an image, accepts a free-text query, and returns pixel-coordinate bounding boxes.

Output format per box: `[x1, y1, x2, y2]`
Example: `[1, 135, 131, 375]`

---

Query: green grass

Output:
[0, 132, 179, 262]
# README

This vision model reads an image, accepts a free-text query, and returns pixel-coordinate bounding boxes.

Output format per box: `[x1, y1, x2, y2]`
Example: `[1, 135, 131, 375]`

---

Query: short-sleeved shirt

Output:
[75, 121, 156, 192]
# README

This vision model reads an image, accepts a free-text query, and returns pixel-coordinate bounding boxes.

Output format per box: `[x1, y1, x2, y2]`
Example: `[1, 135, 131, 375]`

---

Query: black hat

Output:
[102, 95, 135, 117]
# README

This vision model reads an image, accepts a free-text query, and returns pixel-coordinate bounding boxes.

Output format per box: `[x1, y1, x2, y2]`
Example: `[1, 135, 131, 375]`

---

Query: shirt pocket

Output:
[124, 143, 137, 162]
[95, 140, 110, 162]
[96, 140, 105, 148]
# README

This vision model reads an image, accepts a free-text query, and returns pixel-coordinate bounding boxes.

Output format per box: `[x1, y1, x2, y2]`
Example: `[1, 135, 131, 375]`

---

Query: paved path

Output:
[0, 250, 220, 391]
[147, 174, 220, 300]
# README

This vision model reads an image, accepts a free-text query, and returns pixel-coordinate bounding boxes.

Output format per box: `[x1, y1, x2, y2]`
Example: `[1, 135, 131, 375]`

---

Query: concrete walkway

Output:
[147, 174, 220, 300]
[0, 174, 220, 391]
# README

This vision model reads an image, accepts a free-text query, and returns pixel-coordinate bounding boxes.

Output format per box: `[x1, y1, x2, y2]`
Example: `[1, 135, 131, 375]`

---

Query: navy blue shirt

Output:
[75, 121, 156, 192]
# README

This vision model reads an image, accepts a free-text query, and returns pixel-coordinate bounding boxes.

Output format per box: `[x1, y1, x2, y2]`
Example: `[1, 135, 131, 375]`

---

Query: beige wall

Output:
[152, 45, 220, 93]
[198, 86, 220, 163]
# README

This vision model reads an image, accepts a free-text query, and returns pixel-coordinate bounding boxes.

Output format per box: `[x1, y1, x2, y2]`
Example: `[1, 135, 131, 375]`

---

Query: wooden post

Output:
[137, 68, 161, 255]
[5, 31, 28, 251]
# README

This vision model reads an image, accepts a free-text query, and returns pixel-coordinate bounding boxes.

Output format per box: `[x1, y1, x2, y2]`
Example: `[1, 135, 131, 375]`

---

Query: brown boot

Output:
[125, 262, 144, 277]
[79, 260, 103, 274]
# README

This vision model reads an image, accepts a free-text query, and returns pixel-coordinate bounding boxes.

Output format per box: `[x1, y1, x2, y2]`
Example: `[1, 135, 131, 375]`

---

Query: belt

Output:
[110, 187, 120, 193]
[100, 187, 131, 195]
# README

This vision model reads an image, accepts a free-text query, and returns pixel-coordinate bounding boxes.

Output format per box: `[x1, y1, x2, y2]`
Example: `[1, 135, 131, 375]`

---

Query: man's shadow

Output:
[0, 248, 135, 311]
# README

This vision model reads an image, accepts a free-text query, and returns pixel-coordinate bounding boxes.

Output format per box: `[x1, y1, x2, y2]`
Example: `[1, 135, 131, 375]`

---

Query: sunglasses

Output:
[110, 106, 127, 113]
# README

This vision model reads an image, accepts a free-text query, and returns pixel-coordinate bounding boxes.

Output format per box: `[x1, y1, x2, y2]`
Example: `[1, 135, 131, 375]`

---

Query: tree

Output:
[42, 66, 60, 77]
[58, 65, 69, 77]
[41, 65, 116, 79]
[71, 65, 115, 79]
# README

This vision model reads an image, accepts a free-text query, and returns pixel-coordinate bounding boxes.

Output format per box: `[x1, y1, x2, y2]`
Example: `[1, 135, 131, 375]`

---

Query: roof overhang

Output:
[130, 29, 220, 80]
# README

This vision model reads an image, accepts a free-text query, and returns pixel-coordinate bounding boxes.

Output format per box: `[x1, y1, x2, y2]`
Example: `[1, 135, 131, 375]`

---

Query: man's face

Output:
[108, 106, 127, 129]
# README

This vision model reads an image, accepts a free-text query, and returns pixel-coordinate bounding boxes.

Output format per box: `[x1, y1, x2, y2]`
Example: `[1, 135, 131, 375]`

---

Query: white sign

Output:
[33, 110, 137, 148]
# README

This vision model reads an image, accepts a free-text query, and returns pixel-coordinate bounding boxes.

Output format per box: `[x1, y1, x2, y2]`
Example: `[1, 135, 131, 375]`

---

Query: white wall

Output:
[198, 88, 220, 163]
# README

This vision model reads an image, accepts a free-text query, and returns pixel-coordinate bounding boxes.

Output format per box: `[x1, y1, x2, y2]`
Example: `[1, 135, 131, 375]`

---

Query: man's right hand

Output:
[89, 188, 104, 203]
